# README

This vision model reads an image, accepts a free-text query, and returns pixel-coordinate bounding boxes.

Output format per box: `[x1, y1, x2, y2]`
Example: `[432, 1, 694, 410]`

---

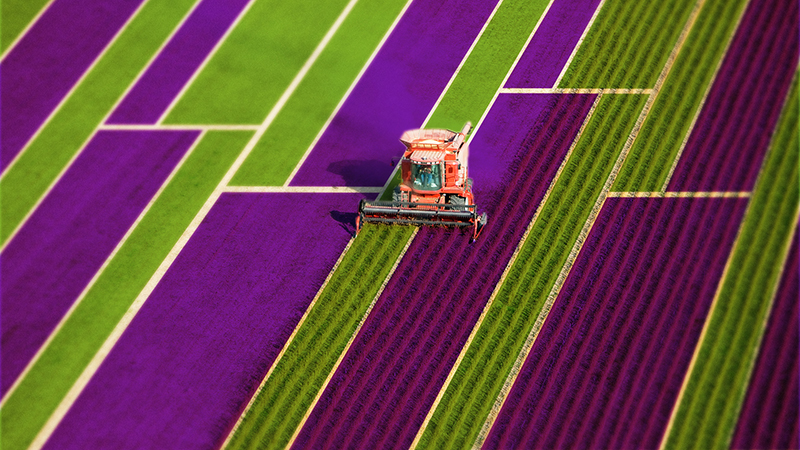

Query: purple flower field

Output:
[1, 130, 197, 395]
[485, 197, 747, 449]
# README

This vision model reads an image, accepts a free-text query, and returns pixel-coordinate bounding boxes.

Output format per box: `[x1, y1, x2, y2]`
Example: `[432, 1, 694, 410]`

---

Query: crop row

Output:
[732, 235, 798, 449]
[664, 73, 800, 449]
[612, 0, 750, 192]
[486, 196, 747, 449]
[559, 0, 695, 89]
[666, 0, 799, 191]
[292, 93, 595, 450]
[417, 93, 648, 449]
[225, 223, 413, 449]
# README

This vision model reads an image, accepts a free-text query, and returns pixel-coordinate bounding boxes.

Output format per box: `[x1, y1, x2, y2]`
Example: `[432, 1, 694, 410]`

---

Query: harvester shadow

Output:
[330, 210, 358, 237]
[326, 159, 389, 186]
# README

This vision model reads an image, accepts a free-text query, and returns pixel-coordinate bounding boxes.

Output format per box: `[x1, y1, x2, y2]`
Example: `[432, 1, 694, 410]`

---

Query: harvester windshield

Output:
[411, 163, 442, 191]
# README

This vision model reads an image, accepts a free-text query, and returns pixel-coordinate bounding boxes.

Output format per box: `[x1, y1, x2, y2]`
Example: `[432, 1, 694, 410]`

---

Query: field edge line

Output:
[552, 0, 607, 88]
[283, 228, 419, 450]
[0, 0, 57, 61]
[282, 0, 414, 188]
[410, 94, 602, 450]
[659, 0, 753, 192]
[722, 214, 799, 449]
[0, 0, 153, 181]
[0, 0, 204, 250]
[0, 130, 203, 410]
[219, 237, 357, 450]
[155, 0, 258, 125]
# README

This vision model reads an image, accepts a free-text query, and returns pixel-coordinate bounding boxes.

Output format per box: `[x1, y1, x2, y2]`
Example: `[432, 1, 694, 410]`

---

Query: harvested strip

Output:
[417, 93, 647, 449]
[107, 0, 250, 124]
[0, 131, 248, 450]
[663, 71, 799, 450]
[558, 0, 695, 89]
[164, 0, 352, 124]
[292, 94, 595, 450]
[612, 0, 750, 191]
[289, 0, 499, 187]
[0, 130, 197, 396]
[0, 0, 144, 170]
[0, 0, 197, 245]
[486, 197, 747, 449]
[731, 235, 799, 450]
[229, 0, 409, 186]
[666, 0, 799, 191]
[44, 192, 366, 449]
[503, 0, 601, 88]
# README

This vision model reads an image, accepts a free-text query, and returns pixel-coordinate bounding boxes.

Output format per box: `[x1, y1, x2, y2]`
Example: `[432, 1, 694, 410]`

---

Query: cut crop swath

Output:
[485, 197, 747, 449]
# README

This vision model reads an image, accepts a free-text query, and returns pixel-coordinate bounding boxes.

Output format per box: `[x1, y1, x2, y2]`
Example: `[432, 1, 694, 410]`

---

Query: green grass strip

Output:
[226, 224, 414, 449]
[559, 0, 695, 89]
[229, 0, 408, 186]
[612, 0, 750, 191]
[418, 94, 647, 450]
[1, 0, 51, 52]
[0, 131, 250, 450]
[164, 0, 351, 125]
[663, 73, 799, 450]
[0, 0, 197, 245]
[224, 0, 554, 446]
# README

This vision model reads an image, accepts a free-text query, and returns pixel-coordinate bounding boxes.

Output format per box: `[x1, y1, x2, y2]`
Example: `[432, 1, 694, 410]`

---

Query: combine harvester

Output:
[356, 122, 488, 239]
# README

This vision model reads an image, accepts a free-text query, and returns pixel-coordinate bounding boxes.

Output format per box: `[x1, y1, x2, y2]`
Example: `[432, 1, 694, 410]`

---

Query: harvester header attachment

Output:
[356, 122, 488, 239]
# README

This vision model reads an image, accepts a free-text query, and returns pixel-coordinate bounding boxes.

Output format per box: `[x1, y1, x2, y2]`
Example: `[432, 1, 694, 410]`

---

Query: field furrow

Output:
[107, 0, 251, 124]
[289, 0, 499, 188]
[732, 235, 799, 450]
[418, 93, 646, 450]
[485, 197, 747, 449]
[663, 73, 799, 450]
[43, 193, 364, 449]
[666, 0, 799, 191]
[559, 0, 695, 89]
[0, 130, 197, 395]
[0, 0, 144, 169]
[293, 93, 594, 450]
[612, 0, 751, 191]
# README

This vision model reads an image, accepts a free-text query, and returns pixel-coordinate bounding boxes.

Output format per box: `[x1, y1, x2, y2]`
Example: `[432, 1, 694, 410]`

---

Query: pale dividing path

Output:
[27, 0, 363, 447]
[472, 0, 707, 446]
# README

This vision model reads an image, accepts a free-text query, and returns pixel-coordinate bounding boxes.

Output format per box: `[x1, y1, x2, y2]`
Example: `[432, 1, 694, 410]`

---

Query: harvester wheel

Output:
[392, 186, 402, 202]
[448, 195, 466, 205]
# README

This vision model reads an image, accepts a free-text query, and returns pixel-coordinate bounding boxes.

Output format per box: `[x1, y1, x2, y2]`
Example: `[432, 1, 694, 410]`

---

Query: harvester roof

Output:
[409, 149, 444, 163]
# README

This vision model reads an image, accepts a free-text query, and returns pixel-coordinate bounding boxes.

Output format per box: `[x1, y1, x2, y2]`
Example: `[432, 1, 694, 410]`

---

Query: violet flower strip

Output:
[289, 0, 499, 187]
[106, 0, 250, 124]
[291, 94, 596, 450]
[0, 130, 197, 397]
[667, 0, 799, 191]
[0, 0, 144, 171]
[484, 197, 748, 450]
[504, 0, 602, 89]
[44, 192, 365, 450]
[731, 234, 799, 450]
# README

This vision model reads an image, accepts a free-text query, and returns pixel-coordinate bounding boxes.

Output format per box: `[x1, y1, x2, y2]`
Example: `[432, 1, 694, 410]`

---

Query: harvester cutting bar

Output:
[357, 200, 487, 239]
